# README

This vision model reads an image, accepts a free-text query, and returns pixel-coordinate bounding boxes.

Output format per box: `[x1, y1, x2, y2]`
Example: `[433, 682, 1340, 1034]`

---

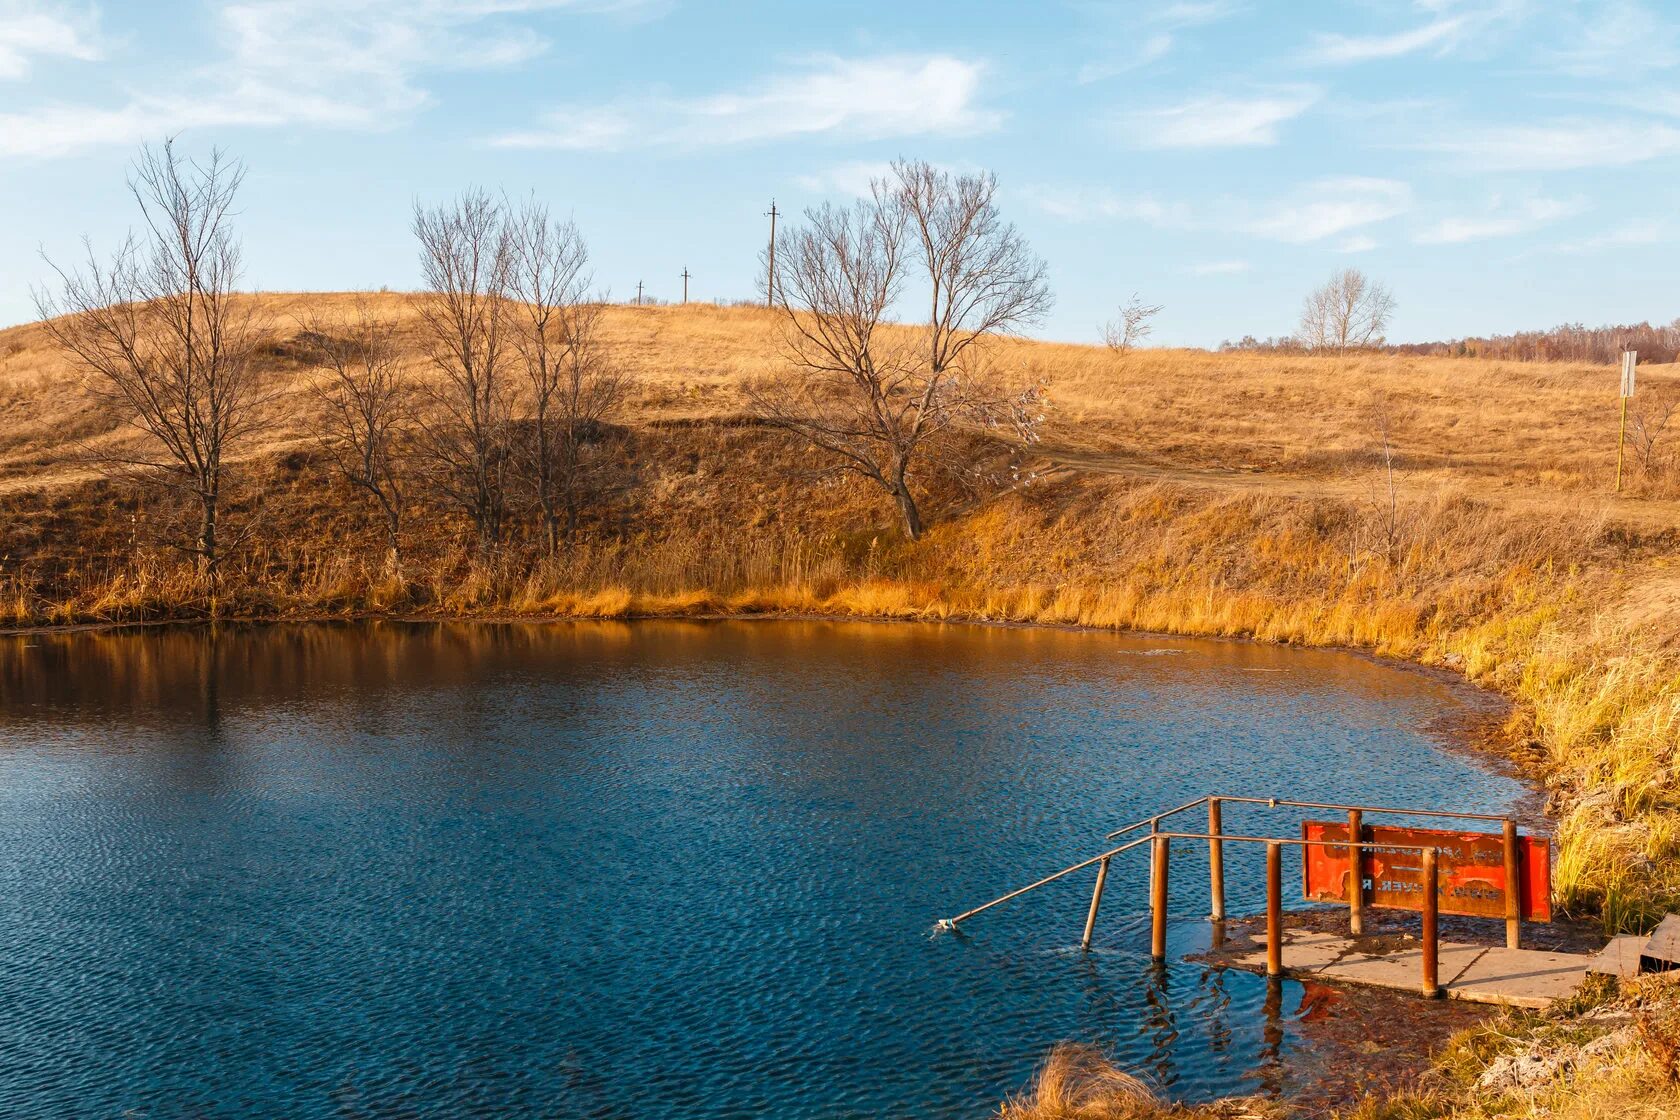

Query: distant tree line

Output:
[1385, 320, 1680, 364]
[1216, 266, 1676, 365]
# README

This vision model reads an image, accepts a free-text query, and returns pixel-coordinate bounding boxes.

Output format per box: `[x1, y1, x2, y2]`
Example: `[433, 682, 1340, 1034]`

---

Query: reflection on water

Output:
[0, 620, 1524, 1118]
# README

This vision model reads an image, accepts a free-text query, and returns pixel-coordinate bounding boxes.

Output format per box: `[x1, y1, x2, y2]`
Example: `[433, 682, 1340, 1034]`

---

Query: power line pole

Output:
[764, 199, 779, 306]
[635, 280, 644, 307]
[681, 267, 691, 305]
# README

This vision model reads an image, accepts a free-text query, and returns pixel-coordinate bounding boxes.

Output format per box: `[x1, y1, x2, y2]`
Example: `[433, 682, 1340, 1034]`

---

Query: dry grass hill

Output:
[6, 293, 1680, 1119]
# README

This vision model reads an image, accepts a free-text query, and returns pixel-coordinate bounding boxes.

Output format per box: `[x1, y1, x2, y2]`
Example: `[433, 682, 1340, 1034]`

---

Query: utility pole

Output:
[681, 267, 691, 305]
[764, 199, 779, 306]
[635, 280, 644, 307]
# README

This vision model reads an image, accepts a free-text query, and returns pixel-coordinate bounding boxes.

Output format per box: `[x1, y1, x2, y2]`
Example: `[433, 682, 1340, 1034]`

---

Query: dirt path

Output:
[1043, 446, 1680, 534]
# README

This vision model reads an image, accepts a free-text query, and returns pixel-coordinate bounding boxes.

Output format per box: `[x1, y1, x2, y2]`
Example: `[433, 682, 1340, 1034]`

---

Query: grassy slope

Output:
[5, 295, 1680, 1117]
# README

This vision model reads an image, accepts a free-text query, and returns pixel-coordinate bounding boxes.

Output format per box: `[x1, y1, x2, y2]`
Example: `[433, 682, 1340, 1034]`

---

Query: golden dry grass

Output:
[996, 1044, 1277, 1120]
[5, 294, 1680, 1117]
[6, 294, 1678, 506]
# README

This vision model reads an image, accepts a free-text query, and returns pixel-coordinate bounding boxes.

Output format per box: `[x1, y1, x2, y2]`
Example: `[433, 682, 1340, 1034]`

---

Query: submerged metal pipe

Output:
[1150, 836, 1170, 962]
[1265, 842, 1283, 977]
[1080, 857, 1110, 950]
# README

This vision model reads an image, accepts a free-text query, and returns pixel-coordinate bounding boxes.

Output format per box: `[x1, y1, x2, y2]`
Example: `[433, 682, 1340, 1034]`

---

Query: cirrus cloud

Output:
[1115, 87, 1320, 149]
[491, 54, 1001, 151]
[0, 0, 102, 80]
[1025, 176, 1412, 244]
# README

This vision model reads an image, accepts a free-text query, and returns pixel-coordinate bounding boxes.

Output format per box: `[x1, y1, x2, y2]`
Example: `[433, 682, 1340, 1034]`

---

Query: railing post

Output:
[1347, 808, 1365, 937]
[1421, 847, 1440, 998]
[1151, 835, 1170, 962]
[1208, 797, 1225, 922]
[1502, 819, 1522, 950]
[1265, 841, 1283, 977]
[1081, 856, 1110, 951]
[1148, 816, 1160, 900]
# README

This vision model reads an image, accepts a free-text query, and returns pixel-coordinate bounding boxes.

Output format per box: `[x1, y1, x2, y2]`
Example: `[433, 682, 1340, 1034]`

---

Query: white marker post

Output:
[1617, 350, 1637, 493]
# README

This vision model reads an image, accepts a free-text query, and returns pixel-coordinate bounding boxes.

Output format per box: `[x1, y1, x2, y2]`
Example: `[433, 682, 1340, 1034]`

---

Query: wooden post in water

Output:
[1421, 847, 1441, 998]
[1503, 819, 1522, 950]
[1208, 797, 1225, 922]
[1265, 841, 1283, 977]
[1081, 856, 1110, 951]
[1347, 808, 1365, 936]
[1150, 836, 1170, 961]
[1147, 816, 1160, 903]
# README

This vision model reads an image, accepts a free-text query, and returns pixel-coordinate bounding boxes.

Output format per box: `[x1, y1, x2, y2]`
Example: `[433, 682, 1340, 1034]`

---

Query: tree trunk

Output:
[199, 491, 219, 578]
[384, 512, 402, 574]
[893, 480, 922, 541]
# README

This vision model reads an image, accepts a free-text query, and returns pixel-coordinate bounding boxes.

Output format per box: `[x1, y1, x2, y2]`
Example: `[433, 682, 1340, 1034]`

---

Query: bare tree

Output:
[751, 160, 1052, 540]
[411, 189, 515, 551]
[1299, 268, 1395, 352]
[300, 303, 412, 568]
[1628, 386, 1680, 477]
[504, 199, 623, 551]
[1104, 294, 1163, 357]
[1354, 394, 1415, 567]
[35, 140, 264, 580]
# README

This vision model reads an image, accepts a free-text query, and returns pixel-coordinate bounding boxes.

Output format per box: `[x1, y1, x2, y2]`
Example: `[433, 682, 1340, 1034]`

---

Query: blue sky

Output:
[2, 0, 1677, 345]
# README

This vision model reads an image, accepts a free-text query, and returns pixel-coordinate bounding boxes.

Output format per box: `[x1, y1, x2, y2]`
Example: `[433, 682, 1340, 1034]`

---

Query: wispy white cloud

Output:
[1185, 259, 1251, 275]
[794, 160, 896, 198]
[1303, 0, 1531, 67]
[1116, 87, 1320, 148]
[1338, 234, 1379, 252]
[1025, 176, 1411, 244]
[0, 0, 644, 158]
[1020, 185, 1191, 226]
[1077, 2, 1238, 83]
[1304, 15, 1466, 64]
[1541, 0, 1678, 78]
[1551, 218, 1675, 254]
[1416, 118, 1680, 171]
[1076, 33, 1173, 82]
[1234, 177, 1412, 242]
[1413, 195, 1584, 243]
[492, 54, 1000, 150]
[0, 0, 102, 80]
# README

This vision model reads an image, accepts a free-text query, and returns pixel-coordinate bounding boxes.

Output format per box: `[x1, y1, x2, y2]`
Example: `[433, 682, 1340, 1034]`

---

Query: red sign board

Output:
[1302, 820, 1551, 922]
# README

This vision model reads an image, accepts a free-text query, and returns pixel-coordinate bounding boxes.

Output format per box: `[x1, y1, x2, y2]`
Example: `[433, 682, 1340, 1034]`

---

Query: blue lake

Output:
[0, 620, 1529, 1117]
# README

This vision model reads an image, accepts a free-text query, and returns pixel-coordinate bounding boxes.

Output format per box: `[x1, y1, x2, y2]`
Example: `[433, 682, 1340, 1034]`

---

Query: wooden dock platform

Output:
[1223, 928, 1594, 1008]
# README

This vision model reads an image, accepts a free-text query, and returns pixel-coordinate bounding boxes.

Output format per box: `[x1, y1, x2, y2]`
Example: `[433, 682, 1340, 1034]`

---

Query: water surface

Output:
[0, 620, 1527, 1118]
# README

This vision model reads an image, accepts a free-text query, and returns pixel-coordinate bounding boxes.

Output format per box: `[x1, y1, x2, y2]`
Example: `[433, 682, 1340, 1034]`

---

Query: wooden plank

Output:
[1640, 914, 1680, 971]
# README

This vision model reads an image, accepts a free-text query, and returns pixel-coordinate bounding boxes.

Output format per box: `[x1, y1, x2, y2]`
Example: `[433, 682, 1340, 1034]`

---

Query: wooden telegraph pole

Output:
[764, 200, 780, 306]
[681, 268, 691, 305]
[635, 280, 644, 307]
[1617, 349, 1636, 492]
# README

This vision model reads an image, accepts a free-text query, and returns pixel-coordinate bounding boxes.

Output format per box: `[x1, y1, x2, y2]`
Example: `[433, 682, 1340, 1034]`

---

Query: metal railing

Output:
[937, 793, 1528, 998]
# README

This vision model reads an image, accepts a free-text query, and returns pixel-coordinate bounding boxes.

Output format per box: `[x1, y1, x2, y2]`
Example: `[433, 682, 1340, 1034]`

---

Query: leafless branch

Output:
[504, 197, 623, 551]
[749, 159, 1052, 539]
[34, 138, 266, 580]
[410, 188, 515, 551]
[298, 301, 413, 568]
[1300, 268, 1395, 353]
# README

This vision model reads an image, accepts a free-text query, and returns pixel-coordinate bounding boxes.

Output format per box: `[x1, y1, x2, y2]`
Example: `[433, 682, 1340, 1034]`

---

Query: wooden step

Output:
[1640, 914, 1680, 973]
[1586, 934, 1649, 979]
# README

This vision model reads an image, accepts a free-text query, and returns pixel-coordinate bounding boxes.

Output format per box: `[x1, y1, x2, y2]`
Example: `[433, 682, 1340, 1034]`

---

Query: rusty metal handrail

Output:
[936, 832, 1158, 929]
[937, 830, 1444, 931]
[936, 792, 1525, 999]
[1103, 793, 1512, 841]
